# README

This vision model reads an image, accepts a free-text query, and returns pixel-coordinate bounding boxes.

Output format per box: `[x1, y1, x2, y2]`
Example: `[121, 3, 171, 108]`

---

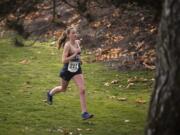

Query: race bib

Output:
[68, 62, 79, 72]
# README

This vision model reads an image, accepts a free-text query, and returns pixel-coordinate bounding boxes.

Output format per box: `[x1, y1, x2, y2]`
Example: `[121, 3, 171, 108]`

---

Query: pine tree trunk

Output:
[145, 0, 180, 135]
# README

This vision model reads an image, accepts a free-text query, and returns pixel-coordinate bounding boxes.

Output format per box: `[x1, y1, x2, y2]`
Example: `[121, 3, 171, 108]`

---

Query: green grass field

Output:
[0, 39, 154, 135]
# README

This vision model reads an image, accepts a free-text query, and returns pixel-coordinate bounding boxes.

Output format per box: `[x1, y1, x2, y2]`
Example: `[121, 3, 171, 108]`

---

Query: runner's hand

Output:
[75, 48, 81, 54]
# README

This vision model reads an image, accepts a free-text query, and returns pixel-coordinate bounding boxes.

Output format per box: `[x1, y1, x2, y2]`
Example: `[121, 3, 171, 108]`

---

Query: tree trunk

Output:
[52, 0, 56, 22]
[145, 0, 180, 135]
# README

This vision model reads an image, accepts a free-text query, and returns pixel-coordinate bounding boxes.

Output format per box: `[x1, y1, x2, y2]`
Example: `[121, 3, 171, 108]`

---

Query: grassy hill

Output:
[0, 39, 153, 135]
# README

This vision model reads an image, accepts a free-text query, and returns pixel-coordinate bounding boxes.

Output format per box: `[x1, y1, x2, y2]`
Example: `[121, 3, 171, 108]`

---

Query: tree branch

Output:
[61, 0, 78, 9]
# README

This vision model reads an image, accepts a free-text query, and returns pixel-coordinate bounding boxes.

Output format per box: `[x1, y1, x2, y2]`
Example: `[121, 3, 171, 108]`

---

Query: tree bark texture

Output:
[145, 0, 180, 135]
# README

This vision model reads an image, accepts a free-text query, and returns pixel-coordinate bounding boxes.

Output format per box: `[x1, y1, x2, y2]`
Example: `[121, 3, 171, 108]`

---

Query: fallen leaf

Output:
[127, 77, 149, 83]
[107, 23, 111, 28]
[104, 82, 110, 86]
[135, 98, 146, 104]
[57, 128, 63, 133]
[109, 96, 116, 99]
[86, 128, 93, 131]
[19, 59, 30, 64]
[111, 80, 118, 84]
[151, 78, 155, 81]
[126, 83, 135, 88]
[150, 27, 157, 33]
[127, 76, 137, 83]
[91, 21, 101, 28]
[50, 41, 56, 45]
[124, 119, 130, 123]
[117, 97, 127, 101]
[77, 128, 82, 131]
[119, 85, 123, 88]
[143, 62, 156, 70]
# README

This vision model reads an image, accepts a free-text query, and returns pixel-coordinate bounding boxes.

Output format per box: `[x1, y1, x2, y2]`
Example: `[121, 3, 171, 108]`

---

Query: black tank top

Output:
[63, 52, 81, 71]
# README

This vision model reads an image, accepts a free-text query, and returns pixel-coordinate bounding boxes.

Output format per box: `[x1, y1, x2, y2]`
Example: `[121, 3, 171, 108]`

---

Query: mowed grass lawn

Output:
[0, 39, 154, 135]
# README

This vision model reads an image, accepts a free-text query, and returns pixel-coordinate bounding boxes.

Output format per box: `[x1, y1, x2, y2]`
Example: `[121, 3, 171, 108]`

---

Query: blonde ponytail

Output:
[57, 27, 73, 49]
[57, 32, 67, 49]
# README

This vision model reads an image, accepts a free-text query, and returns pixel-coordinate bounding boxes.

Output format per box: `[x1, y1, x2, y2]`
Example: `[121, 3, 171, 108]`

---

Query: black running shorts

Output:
[59, 67, 82, 81]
